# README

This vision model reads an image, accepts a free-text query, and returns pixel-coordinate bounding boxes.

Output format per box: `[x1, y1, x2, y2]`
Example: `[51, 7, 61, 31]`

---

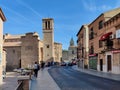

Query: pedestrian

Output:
[33, 62, 39, 78]
[41, 61, 45, 70]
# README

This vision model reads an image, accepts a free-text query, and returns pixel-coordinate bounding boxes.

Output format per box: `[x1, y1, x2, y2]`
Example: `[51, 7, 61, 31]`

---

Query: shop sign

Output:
[112, 50, 120, 53]
[89, 53, 98, 57]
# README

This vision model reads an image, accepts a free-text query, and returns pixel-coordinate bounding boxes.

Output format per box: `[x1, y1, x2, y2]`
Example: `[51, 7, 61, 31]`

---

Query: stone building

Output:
[3, 18, 62, 70]
[21, 32, 41, 68]
[3, 34, 22, 71]
[54, 42, 62, 62]
[68, 38, 77, 61]
[62, 38, 77, 62]
[42, 18, 54, 62]
[0, 8, 6, 86]
[62, 50, 68, 62]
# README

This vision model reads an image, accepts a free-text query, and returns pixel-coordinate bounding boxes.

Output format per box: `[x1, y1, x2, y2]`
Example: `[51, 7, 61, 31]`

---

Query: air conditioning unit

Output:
[109, 34, 115, 39]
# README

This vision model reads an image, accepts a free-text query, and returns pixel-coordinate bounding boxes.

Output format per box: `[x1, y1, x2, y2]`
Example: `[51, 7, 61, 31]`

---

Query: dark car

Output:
[68, 62, 73, 66]
[72, 61, 77, 65]
[60, 62, 66, 66]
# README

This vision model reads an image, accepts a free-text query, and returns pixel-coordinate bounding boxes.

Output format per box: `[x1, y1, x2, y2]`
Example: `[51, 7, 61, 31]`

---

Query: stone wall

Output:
[5, 46, 21, 71]
[54, 42, 62, 62]
[21, 33, 39, 68]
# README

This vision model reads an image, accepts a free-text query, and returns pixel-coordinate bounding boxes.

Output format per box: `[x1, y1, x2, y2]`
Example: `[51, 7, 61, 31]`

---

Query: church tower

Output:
[70, 37, 74, 46]
[42, 18, 54, 62]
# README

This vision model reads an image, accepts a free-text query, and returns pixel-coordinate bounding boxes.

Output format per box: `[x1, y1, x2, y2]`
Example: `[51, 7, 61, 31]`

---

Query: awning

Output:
[99, 32, 112, 41]
[89, 53, 98, 57]
[112, 50, 120, 53]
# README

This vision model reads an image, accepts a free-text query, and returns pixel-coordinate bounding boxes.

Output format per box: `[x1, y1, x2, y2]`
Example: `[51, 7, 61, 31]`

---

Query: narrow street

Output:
[48, 66, 120, 90]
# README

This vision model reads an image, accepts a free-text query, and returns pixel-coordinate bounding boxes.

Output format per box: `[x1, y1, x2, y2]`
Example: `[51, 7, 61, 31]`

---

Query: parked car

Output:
[60, 62, 66, 66]
[13, 68, 31, 75]
[68, 62, 73, 66]
[72, 61, 77, 65]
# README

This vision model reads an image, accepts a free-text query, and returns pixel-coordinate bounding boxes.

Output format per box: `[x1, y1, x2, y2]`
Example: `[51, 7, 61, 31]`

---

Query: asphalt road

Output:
[48, 66, 120, 90]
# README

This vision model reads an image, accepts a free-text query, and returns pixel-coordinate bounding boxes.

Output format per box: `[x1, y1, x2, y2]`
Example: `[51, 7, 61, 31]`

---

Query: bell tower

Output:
[42, 18, 54, 62]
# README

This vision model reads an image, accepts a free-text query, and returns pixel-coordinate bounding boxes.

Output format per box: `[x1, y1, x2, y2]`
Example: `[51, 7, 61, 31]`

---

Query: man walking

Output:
[33, 62, 39, 78]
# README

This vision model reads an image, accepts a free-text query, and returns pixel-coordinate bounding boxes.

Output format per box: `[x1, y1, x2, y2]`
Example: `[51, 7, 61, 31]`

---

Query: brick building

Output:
[77, 25, 89, 68]
[99, 12, 120, 74]
[77, 7, 120, 74]
[88, 8, 120, 71]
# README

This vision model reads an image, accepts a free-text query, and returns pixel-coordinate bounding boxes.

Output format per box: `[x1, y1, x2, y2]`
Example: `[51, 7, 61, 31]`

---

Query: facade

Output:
[0, 8, 6, 86]
[68, 38, 77, 61]
[62, 50, 68, 62]
[54, 42, 62, 62]
[3, 34, 22, 71]
[76, 25, 89, 68]
[62, 38, 77, 62]
[3, 18, 62, 70]
[42, 18, 54, 62]
[76, 7, 120, 74]
[88, 8, 120, 72]
[21, 32, 40, 68]
[98, 12, 120, 74]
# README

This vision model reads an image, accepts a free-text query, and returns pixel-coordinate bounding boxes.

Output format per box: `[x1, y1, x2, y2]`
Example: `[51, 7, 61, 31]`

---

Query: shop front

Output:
[111, 50, 120, 74]
[89, 54, 98, 70]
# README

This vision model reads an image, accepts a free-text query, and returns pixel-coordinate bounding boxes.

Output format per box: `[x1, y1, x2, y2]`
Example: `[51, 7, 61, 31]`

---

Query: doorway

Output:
[19, 59, 21, 68]
[100, 59, 103, 71]
[107, 55, 112, 71]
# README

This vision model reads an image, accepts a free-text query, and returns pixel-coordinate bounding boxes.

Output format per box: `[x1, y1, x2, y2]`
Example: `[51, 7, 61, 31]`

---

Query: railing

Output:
[15, 76, 30, 90]
[15, 81, 23, 90]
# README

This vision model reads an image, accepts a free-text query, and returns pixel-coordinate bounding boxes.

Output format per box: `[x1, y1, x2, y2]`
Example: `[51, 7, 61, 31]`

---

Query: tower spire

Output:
[70, 37, 74, 46]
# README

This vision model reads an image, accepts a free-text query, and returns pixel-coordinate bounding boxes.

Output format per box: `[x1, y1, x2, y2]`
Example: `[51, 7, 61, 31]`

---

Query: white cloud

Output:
[81, 0, 113, 12]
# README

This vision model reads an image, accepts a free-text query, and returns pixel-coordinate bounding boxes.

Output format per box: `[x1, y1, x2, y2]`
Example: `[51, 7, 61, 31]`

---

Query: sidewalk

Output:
[30, 67, 60, 90]
[72, 65, 120, 81]
[2, 72, 18, 90]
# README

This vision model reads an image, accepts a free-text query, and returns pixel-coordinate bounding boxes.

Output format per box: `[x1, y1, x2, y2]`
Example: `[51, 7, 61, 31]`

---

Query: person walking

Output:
[41, 61, 45, 70]
[33, 62, 40, 78]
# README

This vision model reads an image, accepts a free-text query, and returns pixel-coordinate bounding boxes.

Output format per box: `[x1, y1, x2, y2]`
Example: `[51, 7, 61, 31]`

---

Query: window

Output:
[13, 49, 15, 53]
[105, 39, 113, 49]
[45, 21, 47, 29]
[99, 40, 103, 48]
[48, 21, 50, 29]
[72, 50, 74, 54]
[89, 45, 94, 54]
[99, 20, 103, 29]
[89, 28, 94, 40]
[47, 45, 49, 48]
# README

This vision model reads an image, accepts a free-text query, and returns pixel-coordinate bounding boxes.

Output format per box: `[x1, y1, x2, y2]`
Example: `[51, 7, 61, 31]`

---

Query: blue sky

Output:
[0, 0, 120, 49]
